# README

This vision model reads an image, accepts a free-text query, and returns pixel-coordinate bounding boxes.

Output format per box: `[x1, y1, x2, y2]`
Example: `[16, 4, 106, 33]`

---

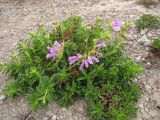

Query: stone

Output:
[147, 32, 153, 38]
[145, 62, 152, 69]
[0, 101, 4, 105]
[142, 111, 150, 119]
[45, 111, 53, 117]
[149, 110, 158, 117]
[151, 93, 160, 106]
[138, 35, 151, 46]
[145, 84, 151, 90]
[136, 56, 141, 62]
[153, 80, 160, 86]
[0, 94, 6, 101]
[52, 115, 56, 120]
[144, 107, 149, 112]
[138, 102, 144, 109]
[157, 29, 160, 35]
[142, 95, 149, 101]
[43, 117, 49, 120]
[140, 28, 148, 35]
[144, 46, 150, 51]
[62, 108, 66, 111]
[134, 78, 138, 82]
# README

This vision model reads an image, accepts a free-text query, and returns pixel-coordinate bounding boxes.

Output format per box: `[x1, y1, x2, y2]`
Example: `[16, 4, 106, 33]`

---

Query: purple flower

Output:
[35, 22, 40, 27]
[54, 40, 62, 48]
[47, 46, 58, 53]
[96, 40, 106, 48]
[97, 40, 103, 44]
[79, 61, 85, 70]
[126, 27, 132, 33]
[46, 40, 62, 60]
[79, 56, 99, 70]
[84, 61, 89, 68]
[87, 56, 94, 64]
[68, 54, 83, 65]
[97, 43, 106, 47]
[95, 52, 103, 57]
[112, 20, 123, 32]
[90, 56, 99, 63]
[79, 60, 89, 70]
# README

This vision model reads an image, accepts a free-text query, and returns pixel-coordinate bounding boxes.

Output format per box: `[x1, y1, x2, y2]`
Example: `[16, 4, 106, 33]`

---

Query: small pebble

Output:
[140, 28, 148, 35]
[145, 85, 151, 90]
[0, 94, 6, 101]
[145, 62, 151, 69]
[43, 117, 49, 120]
[52, 115, 56, 120]
[62, 108, 66, 111]
[136, 56, 141, 62]
[46, 111, 53, 117]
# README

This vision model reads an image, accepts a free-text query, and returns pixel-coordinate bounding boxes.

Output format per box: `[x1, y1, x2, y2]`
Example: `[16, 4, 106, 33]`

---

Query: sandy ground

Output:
[0, 0, 160, 120]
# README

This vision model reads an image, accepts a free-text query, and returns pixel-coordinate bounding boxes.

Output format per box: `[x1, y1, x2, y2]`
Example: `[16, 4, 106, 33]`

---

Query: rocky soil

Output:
[0, 0, 160, 120]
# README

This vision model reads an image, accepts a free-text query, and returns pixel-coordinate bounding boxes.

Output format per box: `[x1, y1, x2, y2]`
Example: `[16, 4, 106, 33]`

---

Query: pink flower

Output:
[126, 27, 132, 33]
[95, 52, 103, 57]
[46, 40, 62, 60]
[79, 61, 85, 70]
[112, 20, 123, 32]
[68, 54, 83, 65]
[79, 56, 99, 70]
[96, 40, 106, 48]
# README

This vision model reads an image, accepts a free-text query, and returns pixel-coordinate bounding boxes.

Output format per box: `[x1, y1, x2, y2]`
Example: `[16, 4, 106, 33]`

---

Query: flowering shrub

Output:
[0, 16, 142, 120]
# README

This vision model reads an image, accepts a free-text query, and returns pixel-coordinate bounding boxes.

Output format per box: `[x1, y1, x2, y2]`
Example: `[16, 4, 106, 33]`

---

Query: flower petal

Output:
[79, 61, 85, 70]
[46, 53, 54, 59]
[97, 43, 106, 48]
[54, 40, 62, 48]
[113, 20, 122, 27]
[96, 52, 103, 57]
[68, 56, 76, 61]
[87, 56, 93, 64]
[53, 56, 57, 61]
[69, 59, 77, 65]
[91, 56, 99, 63]
[97, 40, 102, 44]
[84, 61, 89, 68]
[77, 54, 83, 59]
[112, 26, 121, 32]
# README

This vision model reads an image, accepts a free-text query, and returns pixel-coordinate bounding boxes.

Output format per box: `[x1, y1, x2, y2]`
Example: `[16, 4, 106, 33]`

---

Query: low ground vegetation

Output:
[0, 16, 142, 120]
[136, 14, 160, 31]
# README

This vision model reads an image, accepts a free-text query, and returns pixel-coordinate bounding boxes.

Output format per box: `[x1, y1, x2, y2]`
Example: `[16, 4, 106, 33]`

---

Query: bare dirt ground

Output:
[0, 0, 160, 120]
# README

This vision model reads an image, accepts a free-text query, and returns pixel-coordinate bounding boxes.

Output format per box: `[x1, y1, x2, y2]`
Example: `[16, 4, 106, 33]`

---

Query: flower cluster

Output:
[67, 40, 105, 70]
[47, 39, 106, 70]
[46, 40, 62, 60]
[112, 20, 132, 33]
[79, 56, 99, 70]
[96, 40, 106, 48]
[46, 19, 131, 70]
[68, 54, 83, 65]
[112, 20, 123, 32]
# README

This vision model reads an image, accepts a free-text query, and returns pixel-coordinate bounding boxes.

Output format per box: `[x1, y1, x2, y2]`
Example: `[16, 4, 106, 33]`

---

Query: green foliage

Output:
[0, 16, 142, 120]
[152, 37, 160, 49]
[136, 14, 160, 31]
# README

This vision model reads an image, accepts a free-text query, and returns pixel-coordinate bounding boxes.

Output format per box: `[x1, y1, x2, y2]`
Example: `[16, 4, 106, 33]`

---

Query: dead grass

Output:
[137, 0, 160, 7]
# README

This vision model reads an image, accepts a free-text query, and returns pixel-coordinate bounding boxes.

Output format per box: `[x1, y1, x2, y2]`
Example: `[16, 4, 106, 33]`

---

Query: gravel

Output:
[138, 34, 151, 46]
